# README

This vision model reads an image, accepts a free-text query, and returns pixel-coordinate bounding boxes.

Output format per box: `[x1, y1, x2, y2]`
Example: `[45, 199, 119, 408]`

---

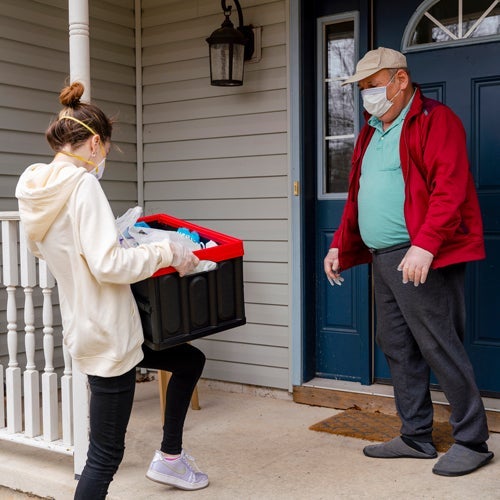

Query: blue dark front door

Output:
[305, 0, 500, 394]
[302, 1, 372, 384]
[373, 0, 500, 394]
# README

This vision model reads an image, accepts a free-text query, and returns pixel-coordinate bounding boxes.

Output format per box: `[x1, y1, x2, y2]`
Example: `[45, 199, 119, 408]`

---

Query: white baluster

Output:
[19, 223, 40, 437]
[39, 260, 58, 441]
[0, 365, 4, 428]
[61, 341, 73, 445]
[2, 220, 22, 434]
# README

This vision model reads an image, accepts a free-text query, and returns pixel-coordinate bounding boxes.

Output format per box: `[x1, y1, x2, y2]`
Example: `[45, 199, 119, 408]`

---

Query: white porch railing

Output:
[0, 211, 88, 477]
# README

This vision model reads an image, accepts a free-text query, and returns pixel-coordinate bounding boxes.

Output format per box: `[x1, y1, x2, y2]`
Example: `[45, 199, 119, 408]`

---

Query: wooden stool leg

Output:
[158, 371, 200, 423]
[190, 385, 200, 410]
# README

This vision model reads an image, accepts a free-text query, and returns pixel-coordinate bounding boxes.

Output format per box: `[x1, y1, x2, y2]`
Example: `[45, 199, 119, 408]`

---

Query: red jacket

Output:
[331, 86, 485, 271]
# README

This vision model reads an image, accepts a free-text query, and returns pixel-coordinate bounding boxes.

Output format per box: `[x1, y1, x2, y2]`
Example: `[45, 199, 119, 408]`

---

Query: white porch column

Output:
[68, 0, 91, 477]
[68, 0, 91, 101]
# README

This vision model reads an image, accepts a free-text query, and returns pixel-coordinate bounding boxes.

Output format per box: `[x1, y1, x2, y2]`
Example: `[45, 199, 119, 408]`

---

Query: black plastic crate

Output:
[130, 214, 245, 350]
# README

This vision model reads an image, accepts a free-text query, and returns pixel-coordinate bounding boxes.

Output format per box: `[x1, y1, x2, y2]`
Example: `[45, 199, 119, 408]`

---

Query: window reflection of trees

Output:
[411, 0, 500, 45]
[327, 83, 353, 136]
[325, 23, 355, 193]
[327, 139, 353, 193]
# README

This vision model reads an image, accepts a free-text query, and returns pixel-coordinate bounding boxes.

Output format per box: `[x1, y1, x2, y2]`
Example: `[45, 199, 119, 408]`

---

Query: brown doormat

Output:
[310, 409, 453, 452]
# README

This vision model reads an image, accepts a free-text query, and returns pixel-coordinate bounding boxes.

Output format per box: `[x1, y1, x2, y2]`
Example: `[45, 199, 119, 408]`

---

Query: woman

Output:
[15, 82, 209, 498]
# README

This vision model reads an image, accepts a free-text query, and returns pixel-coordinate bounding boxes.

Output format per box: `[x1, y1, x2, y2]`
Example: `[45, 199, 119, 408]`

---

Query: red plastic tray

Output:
[138, 213, 244, 277]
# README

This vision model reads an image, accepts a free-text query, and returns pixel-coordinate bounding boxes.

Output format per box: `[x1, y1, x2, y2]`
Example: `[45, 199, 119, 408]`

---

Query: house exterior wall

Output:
[0, 0, 138, 368]
[88, 0, 139, 216]
[0, 0, 137, 214]
[141, 0, 291, 389]
[1, 0, 69, 212]
[0, 0, 292, 391]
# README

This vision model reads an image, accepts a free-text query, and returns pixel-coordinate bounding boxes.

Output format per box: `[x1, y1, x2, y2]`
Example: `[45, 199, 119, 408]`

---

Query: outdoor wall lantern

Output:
[206, 0, 255, 86]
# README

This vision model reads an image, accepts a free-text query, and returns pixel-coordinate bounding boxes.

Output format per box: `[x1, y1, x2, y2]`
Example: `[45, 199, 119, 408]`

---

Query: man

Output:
[323, 47, 493, 476]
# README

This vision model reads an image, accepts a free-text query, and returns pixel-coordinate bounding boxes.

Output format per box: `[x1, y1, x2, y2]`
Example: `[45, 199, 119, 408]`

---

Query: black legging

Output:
[74, 342, 205, 499]
[139, 343, 206, 454]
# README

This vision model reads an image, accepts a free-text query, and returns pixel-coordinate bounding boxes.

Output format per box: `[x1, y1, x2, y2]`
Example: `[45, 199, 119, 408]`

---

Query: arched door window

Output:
[402, 0, 500, 51]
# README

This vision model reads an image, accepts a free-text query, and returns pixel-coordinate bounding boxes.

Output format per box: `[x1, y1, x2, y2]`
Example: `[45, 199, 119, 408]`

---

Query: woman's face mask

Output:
[92, 155, 106, 180]
[59, 141, 107, 179]
[361, 73, 401, 118]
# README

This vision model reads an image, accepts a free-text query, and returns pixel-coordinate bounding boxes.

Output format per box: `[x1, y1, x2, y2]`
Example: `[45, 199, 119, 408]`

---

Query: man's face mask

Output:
[361, 72, 401, 118]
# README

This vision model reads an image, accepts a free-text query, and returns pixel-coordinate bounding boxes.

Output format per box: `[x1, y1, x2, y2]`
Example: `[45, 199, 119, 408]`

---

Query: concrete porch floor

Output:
[0, 379, 499, 500]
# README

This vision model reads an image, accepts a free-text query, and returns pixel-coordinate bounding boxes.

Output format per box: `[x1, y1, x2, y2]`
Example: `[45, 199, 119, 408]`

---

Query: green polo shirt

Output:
[358, 96, 414, 249]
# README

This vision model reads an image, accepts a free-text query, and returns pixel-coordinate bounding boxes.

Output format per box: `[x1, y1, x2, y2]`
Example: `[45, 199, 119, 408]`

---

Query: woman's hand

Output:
[170, 242, 200, 277]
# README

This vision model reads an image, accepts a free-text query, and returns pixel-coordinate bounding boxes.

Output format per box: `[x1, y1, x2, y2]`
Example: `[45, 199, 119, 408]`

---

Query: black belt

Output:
[369, 241, 411, 255]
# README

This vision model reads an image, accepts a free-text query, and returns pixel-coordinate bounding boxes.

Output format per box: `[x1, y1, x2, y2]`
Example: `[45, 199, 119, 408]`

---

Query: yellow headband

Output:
[59, 114, 107, 160]
[59, 115, 99, 137]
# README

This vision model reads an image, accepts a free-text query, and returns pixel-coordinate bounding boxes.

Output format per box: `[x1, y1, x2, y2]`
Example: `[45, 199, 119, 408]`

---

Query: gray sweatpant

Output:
[372, 246, 489, 445]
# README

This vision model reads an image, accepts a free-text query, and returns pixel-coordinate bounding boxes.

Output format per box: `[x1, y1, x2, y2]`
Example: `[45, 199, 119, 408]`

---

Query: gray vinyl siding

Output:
[0, 0, 137, 215]
[0, 0, 137, 368]
[89, 0, 138, 215]
[141, 0, 290, 389]
[0, 0, 69, 211]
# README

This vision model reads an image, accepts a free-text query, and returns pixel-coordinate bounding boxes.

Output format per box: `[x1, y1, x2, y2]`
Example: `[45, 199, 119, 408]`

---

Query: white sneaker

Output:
[146, 450, 209, 490]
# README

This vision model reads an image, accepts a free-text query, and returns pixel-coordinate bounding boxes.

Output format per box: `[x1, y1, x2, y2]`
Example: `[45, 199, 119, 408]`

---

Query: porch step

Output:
[293, 385, 500, 433]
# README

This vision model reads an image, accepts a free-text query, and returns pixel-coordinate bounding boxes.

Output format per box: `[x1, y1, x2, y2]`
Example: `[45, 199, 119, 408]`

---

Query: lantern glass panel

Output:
[210, 43, 245, 85]
[231, 44, 245, 81]
[210, 43, 231, 81]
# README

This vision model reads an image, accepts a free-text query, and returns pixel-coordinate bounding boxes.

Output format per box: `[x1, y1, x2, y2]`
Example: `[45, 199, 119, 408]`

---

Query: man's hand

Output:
[323, 248, 344, 286]
[397, 245, 434, 286]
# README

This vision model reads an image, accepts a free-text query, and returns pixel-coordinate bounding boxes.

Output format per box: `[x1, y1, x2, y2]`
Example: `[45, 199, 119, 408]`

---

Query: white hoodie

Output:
[16, 160, 175, 377]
